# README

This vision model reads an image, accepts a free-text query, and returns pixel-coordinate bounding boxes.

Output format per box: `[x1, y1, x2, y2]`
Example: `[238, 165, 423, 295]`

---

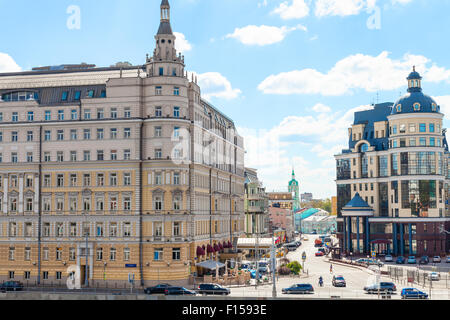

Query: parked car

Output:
[356, 258, 370, 264]
[419, 256, 429, 265]
[396, 256, 406, 264]
[144, 283, 173, 294]
[302, 236, 309, 241]
[428, 272, 440, 281]
[368, 259, 384, 267]
[407, 256, 417, 264]
[401, 288, 428, 299]
[284, 243, 298, 252]
[432, 256, 441, 263]
[258, 266, 269, 274]
[315, 251, 324, 257]
[332, 275, 346, 287]
[240, 263, 250, 270]
[282, 284, 314, 294]
[318, 248, 326, 254]
[164, 287, 197, 296]
[384, 255, 393, 262]
[0, 281, 23, 292]
[446, 256, 450, 263]
[197, 284, 230, 296]
[364, 282, 397, 294]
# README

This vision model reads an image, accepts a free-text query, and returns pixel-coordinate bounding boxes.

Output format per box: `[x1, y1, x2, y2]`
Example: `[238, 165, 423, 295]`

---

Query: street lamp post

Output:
[271, 233, 277, 298]
[350, 252, 353, 264]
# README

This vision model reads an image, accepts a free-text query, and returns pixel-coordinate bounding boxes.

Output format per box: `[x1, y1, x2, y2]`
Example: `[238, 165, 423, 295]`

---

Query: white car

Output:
[384, 255, 393, 262]
[428, 272, 440, 281]
[432, 256, 441, 263]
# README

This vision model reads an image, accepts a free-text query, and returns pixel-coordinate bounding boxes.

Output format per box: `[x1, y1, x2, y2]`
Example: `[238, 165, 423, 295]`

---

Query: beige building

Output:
[0, 0, 245, 287]
[244, 168, 269, 237]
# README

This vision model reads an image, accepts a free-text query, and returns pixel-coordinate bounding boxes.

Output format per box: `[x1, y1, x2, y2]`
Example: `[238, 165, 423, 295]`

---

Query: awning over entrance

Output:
[195, 260, 225, 270]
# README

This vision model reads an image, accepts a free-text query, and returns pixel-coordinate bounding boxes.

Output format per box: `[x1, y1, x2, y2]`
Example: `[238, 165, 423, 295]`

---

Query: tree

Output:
[287, 261, 302, 275]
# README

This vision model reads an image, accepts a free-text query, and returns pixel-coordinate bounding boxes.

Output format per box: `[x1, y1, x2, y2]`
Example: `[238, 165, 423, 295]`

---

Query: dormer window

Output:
[432, 103, 437, 111]
[413, 103, 421, 111]
[396, 104, 401, 112]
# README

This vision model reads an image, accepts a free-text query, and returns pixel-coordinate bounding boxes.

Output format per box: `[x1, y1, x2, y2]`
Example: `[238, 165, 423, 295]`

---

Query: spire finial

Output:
[413, 65, 416, 72]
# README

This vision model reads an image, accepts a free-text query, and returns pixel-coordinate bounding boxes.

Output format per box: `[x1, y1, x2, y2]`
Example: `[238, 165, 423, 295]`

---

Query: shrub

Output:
[280, 258, 291, 265]
[287, 261, 302, 275]
[278, 266, 291, 275]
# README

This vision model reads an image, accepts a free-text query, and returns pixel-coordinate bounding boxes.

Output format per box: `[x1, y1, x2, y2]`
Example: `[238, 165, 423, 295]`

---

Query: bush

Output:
[278, 266, 291, 275]
[287, 261, 302, 275]
[280, 258, 291, 265]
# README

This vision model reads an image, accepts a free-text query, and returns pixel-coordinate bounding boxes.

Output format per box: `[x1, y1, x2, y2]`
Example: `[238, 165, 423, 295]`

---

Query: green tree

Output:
[287, 261, 302, 275]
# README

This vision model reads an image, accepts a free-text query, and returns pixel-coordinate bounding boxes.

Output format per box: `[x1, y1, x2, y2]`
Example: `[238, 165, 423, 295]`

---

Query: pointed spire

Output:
[157, 0, 173, 35]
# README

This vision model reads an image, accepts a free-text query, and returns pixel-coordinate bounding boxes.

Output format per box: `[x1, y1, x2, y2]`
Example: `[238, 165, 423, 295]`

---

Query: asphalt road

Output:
[228, 235, 450, 300]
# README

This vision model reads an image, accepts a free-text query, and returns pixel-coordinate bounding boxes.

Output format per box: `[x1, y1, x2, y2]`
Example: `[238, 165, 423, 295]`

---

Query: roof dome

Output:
[391, 68, 440, 115]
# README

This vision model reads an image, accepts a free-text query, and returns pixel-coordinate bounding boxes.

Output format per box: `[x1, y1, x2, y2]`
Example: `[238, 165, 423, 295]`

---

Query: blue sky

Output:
[1, 0, 450, 199]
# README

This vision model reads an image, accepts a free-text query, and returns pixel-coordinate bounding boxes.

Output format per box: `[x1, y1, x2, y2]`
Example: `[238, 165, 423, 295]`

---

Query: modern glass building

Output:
[335, 69, 450, 257]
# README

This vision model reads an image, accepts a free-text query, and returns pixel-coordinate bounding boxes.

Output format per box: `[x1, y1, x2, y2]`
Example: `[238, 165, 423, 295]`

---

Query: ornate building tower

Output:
[288, 169, 300, 212]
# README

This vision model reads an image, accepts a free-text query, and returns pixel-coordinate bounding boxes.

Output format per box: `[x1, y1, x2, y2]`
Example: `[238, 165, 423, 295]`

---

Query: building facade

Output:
[288, 170, 300, 212]
[0, 0, 245, 287]
[301, 193, 313, 203]
[335, 69, 450, 257]
[243, 168, 269, 237]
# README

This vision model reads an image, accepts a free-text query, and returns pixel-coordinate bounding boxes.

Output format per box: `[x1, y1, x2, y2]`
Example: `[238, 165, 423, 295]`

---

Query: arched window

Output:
[396, 104, 402, 112]
[413, 103, 421, 111]
[359, 144, 369, 153]
[431, 103, 437, 112]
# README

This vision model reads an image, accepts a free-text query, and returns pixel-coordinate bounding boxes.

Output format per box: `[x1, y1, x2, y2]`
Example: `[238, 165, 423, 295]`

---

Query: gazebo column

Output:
[356, 216, 360, 253]
[365, 217, 370, 255]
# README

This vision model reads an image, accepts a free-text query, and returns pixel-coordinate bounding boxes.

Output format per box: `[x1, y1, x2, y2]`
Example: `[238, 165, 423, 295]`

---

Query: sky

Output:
[1, 0, 450, 199]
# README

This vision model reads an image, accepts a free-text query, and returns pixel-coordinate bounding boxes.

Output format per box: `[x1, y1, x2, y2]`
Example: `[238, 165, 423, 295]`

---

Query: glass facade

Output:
[401, 180, 437, 217]
[379, 182, 389, 217]
[337, 184, 351, 217]
[361, 155, 369, 178]
[336, 159, 351, 180]
[397, 152, 437, 175]
[379, 155, 388, 177]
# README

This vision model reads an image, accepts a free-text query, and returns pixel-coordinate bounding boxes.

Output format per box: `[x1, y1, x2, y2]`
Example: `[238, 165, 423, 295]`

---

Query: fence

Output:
[387, 266, 450, 289]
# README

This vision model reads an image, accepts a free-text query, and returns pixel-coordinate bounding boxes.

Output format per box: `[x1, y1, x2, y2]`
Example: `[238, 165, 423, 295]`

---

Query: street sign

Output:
[125, 264, 137, 268]
[371, 251, 376, 258]
[302, 252, 306, 261]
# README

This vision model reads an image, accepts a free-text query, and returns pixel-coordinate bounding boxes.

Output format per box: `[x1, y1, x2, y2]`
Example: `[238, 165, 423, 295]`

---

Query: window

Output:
[110, 223, 117, 237]
[154, 248, 163, 261]
[96, 223, 104, 237]
[123, 248, 130, 261]
[0, 132, 2, 142]
[154, 222, 163, 237]
[159, 68, 164, 76]
[83, 174, 91, 186]
[174, 149, 182, 159]
[420, 138, 426, 146]
[56, 248, 62, 260]
[110, 173, 117, 186]
[24, 271, 31, 279]
[155, 107, 162, 117]
[84, 129, 91, 140]
[124, 173, 131, 186]
[97, 109, 104, 119]
[82, 222, 90, 236]
[124, 108, 131, 118]
[11, 153, 18, 163]
[124, 149, 131, 160]
[124, 128, 131, 139]
[111, 150, 117, 161]
[155, 149, 162, 159]
[110, 128, 117, 139]
[97, 150, 104, 161]
[110, 248, 116, 261]
[83, 151, 91, 161]
[123, 222, 131, 237]
[12, 112, 18, 122]
[429, 123, 435, 133]
[43, 175, 51, 187]
[11, 131, 18, 142]
[8, 248, 15, 261]
[100, 90, 106, 98]
[27, 152, 33, 163]
[45, 130, 51, 141]
[173, 222, 181, 236]
[111, 108, 117, 119]
[68, 129, 77, 140]
[409, 138, 416, 147]
[57, 130, 64, 141]
[56, 196, 64, 210]
[71, 109, 78, 120]
[56, 223, 64, 237]
[96, 197, 104, 211]
[392, 125, 397, 134]
[430, 138, 435, 147]
[155, 126, 162, 137]
[173, 107, 180, 118]
[69, 248, 76, 260]
[25, 222, 33, 236]
[69, 197, 77, 212]
[43, 248, 49, 260]
[173, 87, 180, 96]
[172, 68, 177, 76]
[409, 124, 416, 133]
[419, 123, 426, 132]
[110, 196, 118, 211]
[70, 223, 77, 237]
[0, 113, 2, 121]
[58, 110, 64, 121]
[84, 109, 91, 119]
[173, 127, 180, 139]
[25, 176, 33, 188]
[45, 110, 51, 121]
[96, 128, 105, 140]
[173, 173, 180, 185]
[27, 111, 34, 121]
[74, 91, 81, 101]
[154, 196, 163, 211]
[172, 248, 181, 261]
[96, 248, 103, 261]
[57, 174, 64, 187]
[413, 103, 421, 111]
[155, 173, 162, 185]
[43, 272, 48, 280]
[399, 124, 406, 133]
[88, 90, 95, 98]
[173, 194, 182, 210]
[62, 91, 68, 101]
[123, 197, 131, 211]
[70, 151, 77, 162]
[97, 174, 104, 186]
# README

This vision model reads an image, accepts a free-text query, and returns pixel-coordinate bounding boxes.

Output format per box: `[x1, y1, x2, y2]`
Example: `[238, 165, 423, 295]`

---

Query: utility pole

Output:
[272, 233, 277, 298]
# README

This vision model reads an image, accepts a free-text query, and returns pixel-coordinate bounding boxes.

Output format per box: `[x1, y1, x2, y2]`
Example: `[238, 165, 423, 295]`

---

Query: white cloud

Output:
[174, 32, 192, 53]
[312, 103, 331, 113]
[258, 0, 268, 8]
[0, 53, 21, 73]
[258, 51, 450, 96]
[240, 103, 374, 198]
[315, 0, 367, 17]
[188, 71, 241, 100]
[391, 0, 413, 4]
[226, 24, 306, 46]
[434, 96, 450, 121]
[272, 0, 310, 20]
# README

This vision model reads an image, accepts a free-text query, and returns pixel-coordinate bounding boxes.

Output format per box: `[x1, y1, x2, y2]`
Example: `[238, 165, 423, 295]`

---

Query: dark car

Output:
[165, 287, 197, 296]
[419, 256, 429, 265]
[401, 288, 428, 299]
[144, 283, 172, 294]
[197, 284, 230, 296]
[0, 281, 23, 292]
[364, 282, 397, 294]
[332, 275, 346, 287]
[282, 284, 314, 294]
[396, 256, 406, 264]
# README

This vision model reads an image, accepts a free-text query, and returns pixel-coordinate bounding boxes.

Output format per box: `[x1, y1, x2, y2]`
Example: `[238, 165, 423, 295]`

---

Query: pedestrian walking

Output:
[330, 264, 333, 273]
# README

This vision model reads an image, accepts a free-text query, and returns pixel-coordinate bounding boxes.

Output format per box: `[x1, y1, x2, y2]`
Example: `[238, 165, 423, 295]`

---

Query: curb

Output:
[328, 260, 375, 275]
